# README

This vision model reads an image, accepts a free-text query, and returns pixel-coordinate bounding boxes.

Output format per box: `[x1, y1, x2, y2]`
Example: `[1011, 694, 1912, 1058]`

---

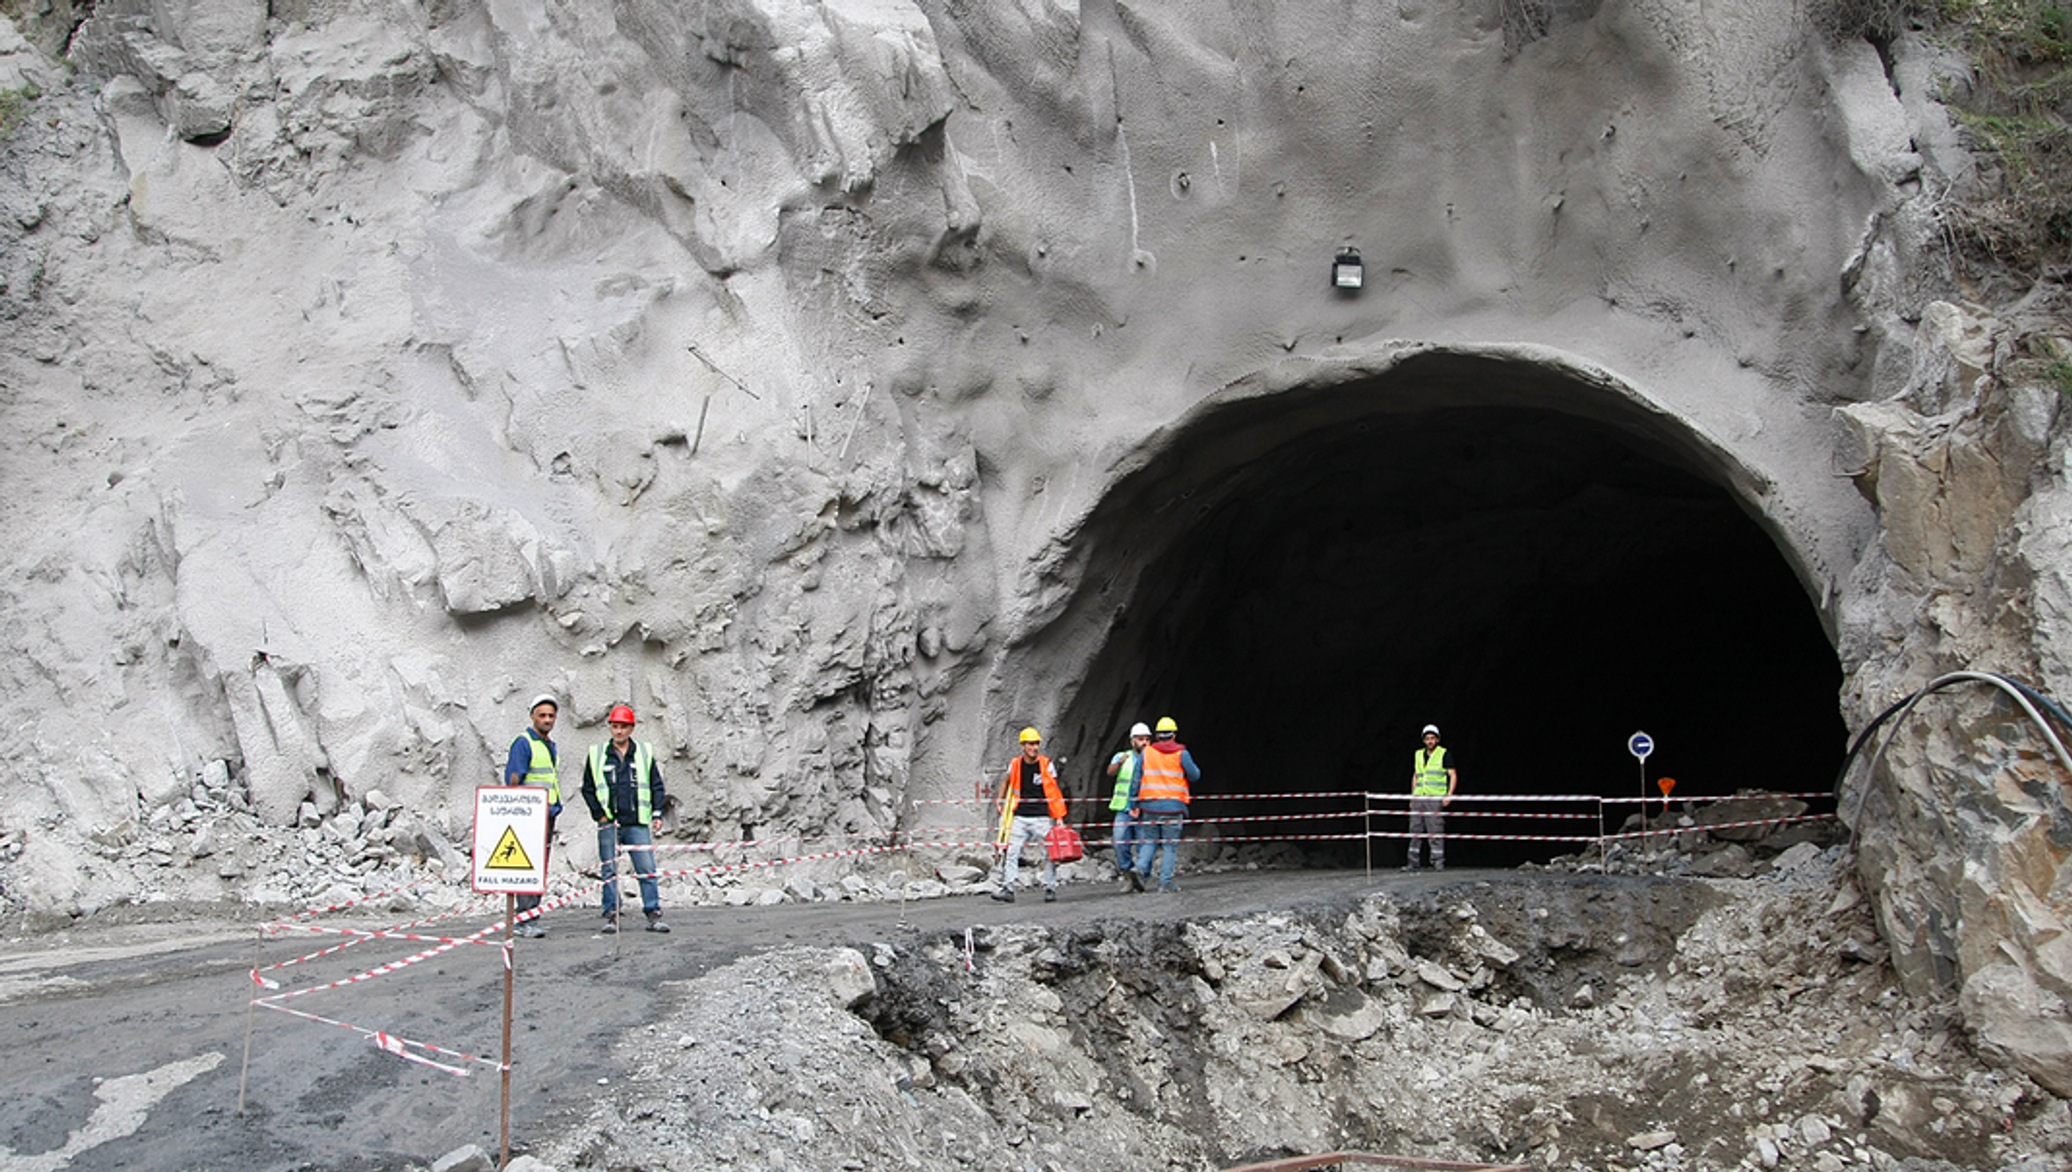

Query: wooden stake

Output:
[500, 894, 514, 1170]
[237, 929, 263, 1117]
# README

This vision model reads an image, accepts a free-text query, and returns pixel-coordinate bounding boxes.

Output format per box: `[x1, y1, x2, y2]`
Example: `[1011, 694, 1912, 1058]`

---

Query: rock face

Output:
[1832, 292, 2072, 1098]
[0, 0, 2069, 1106]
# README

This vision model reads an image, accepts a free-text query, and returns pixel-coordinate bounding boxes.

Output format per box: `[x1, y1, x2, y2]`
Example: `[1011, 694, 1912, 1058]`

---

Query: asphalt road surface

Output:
[0, 867, 1484, 1172]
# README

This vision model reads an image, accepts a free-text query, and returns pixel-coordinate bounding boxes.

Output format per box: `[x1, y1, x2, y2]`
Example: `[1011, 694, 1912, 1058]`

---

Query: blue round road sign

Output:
[1628, 731, 1654, 761]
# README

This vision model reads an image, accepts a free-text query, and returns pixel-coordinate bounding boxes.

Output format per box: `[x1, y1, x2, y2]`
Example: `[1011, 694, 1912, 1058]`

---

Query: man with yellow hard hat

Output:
[1128, 716, 1200, 893]
[992, 726, 1067, 903]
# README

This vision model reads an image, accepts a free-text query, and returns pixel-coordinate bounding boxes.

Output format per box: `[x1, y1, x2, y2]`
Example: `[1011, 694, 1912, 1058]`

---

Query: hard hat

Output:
[528, 693, 558, 712]
[609, 704, 638, 725]
[1019, 727, 1042, 743]
[1421, 724, 1440, 737]
[1129, 722, 1151, 737]
[1155, 716, 1178, 734]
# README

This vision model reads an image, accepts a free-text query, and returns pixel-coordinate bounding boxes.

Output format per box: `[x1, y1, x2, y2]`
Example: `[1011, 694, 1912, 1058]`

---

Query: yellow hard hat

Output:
[1155, 716, 1178, 733]
[1019, 726, 1042, 743]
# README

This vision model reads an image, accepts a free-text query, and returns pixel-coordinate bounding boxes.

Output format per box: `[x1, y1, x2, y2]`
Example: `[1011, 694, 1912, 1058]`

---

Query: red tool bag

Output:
[1046, 823, 1085, 862]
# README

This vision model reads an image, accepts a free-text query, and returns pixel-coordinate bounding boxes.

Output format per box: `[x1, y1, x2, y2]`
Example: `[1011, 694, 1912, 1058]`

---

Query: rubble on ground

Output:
[518, 848, 2068, 1172]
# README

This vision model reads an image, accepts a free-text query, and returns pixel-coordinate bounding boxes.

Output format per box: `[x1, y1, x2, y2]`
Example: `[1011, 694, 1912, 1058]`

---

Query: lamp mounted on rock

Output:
[1332, 247, 1363, 292]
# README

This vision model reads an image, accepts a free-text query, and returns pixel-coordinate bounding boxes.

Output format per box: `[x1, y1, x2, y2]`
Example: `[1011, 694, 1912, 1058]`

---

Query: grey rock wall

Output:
[1833, 293, 2072, 1097]
[1, 0, 2069, 1100]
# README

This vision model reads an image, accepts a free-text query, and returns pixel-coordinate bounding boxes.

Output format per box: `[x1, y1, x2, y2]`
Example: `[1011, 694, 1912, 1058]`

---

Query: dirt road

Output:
[0, 868, 1481, 1172]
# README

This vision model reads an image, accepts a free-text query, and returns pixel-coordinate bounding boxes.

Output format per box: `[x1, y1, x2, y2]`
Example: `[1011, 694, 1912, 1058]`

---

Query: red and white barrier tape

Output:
[1364, 830, 1603, 844]
[280, 875, 438, 922]
[1604, 813, 1838, 841]
[254, 998, 504, 1077]
[915, 789, 1371, 806]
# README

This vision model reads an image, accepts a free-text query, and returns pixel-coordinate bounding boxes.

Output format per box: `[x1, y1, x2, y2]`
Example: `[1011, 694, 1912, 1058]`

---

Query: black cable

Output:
[1832, 672, 2072, 799]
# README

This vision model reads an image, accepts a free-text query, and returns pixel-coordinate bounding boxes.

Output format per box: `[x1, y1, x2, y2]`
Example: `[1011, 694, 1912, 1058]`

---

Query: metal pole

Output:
[896, 817, 910, 927]
[1363, 789, 1372, 880]
[1636, 758, 1647, 841]
[500, 894, 514, 1170]
[237, 928, 263, 1116]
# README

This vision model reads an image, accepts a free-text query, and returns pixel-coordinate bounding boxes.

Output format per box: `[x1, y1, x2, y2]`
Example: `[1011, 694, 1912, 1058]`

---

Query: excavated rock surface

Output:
[525, 850, 2067, 1172]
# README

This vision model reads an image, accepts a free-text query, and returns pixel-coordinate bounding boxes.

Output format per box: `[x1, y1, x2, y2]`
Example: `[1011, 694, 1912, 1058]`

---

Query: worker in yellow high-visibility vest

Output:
[1405, 724, 1457, 871]
[1106, 722, 1152, 890]
[503, 694, 563, 938]
[581, 704, 670, 934]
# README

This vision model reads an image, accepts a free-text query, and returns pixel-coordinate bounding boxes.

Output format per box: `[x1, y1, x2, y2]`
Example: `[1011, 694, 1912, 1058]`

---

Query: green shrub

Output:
[0, 85, 38, 138]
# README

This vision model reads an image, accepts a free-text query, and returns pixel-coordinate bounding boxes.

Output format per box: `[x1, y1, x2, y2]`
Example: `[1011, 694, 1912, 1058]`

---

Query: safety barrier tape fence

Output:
[258, 894, 517, 977]
[247, 792, 1844, 1084]
[1603, 813, 1838, 841]
[258, 994, 507, 1077]
[1599, 791, 1837, 804]
[1362, 791, 1838, 805]
[279, 875, 440, 922]
[930, 790, 1838, 806]
[1361, 830, 1603, 844]
[917, 790, 1372, 805]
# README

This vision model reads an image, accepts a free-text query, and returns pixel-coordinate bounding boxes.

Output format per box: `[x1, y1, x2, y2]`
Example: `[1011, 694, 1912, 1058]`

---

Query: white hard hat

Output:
[529, 694, 559, 712]
[1129, 722, 1152, 737]
[1421, 724, 1439, 737]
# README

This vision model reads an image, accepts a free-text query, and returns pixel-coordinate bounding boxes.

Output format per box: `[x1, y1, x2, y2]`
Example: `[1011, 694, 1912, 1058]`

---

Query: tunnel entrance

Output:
[1048, 355, 1845, 867]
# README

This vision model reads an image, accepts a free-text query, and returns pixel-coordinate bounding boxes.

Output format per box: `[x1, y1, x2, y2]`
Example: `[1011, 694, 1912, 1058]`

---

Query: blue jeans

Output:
[1001, 814, 1056, 891]
[1111, 808, 1139, 871]
[1133, 812, 1184, 885]
[598, 824, 660, 917]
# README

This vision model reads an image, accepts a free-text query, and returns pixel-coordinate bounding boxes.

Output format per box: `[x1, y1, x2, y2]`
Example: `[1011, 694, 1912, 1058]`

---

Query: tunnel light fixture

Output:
[1332, 248, 1363, 291]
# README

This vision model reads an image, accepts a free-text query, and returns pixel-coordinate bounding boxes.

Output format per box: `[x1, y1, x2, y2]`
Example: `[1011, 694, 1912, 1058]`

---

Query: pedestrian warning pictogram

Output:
[471, 785, 549, 894]
[485, 826, 534, 870]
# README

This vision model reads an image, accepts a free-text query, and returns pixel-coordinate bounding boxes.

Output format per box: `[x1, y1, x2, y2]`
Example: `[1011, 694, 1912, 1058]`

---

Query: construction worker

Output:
[992, 727, 1068, 903]
[1129, 717, 1199, 893]
[580, 704, 670, 934]
[1405, 723, 1457, 871]
[1107, 722, 1152, 891]
[503, 693, 564, 938]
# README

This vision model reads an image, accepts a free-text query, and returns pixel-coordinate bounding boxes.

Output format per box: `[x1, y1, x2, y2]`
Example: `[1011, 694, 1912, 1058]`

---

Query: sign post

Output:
[1627, 732, 1654, 839]
[472, 786, 549, 1171]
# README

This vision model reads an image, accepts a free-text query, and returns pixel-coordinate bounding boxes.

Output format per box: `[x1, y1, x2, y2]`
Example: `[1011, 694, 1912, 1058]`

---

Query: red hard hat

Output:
[607, 704, 637, 725]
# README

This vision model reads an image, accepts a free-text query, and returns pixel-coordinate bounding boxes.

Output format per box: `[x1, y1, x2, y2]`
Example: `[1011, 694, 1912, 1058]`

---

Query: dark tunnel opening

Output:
[1053, 378, 1846, 869]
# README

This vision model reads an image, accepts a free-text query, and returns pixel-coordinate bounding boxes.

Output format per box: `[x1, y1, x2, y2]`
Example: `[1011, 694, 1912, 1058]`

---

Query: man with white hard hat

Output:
[503, 694, 565, 937]
[1405, 723, 1457, 871]
[1106, 722, 1153, 892]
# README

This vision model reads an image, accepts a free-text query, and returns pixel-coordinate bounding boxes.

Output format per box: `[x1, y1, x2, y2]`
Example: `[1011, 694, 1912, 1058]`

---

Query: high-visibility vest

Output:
[520, 731, 561, 805]
[589, 741, 657, 824]
[1108, 751, 1140, 811]
[997, 755, 1067, 843]
[1137, 743, 1190, 804]
[1414, 746, 1451, 796]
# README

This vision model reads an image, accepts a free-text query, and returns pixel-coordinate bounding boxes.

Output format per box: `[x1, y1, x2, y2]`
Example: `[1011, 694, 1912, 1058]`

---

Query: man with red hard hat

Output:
[580, 704, 670, 934]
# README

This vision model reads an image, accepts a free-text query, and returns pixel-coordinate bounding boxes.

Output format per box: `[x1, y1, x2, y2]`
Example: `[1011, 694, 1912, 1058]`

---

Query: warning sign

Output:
[471, 785, 549, 894]
[485, 826, 534, 870]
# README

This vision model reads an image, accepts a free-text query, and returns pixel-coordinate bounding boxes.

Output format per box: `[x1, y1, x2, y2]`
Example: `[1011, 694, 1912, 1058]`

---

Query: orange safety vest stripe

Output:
[1004, 755, 1068, 820]
[1137, 744, 1190, 804]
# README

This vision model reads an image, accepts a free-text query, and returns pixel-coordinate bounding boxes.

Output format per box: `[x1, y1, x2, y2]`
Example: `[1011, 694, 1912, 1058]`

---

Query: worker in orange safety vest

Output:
[992, 727, 1068, 903]
[1127, 717, 1200, 893]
